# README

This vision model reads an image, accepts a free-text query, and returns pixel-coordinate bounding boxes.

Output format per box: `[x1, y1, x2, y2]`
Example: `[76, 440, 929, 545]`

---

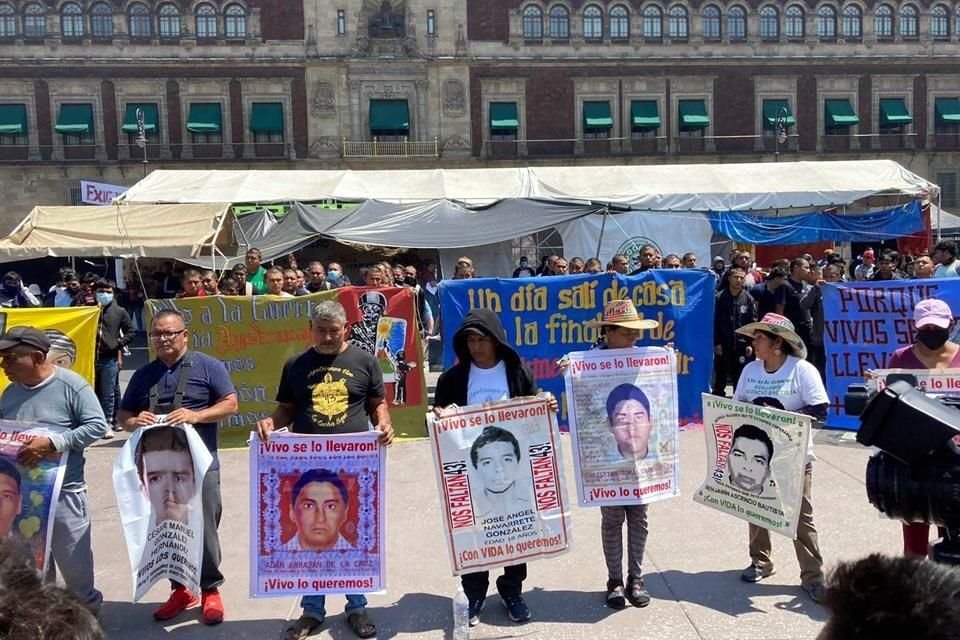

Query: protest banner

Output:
[146, 287, 427, 446]
[428, 397, 571, 576]
[821, 280, 960, 429]
[693, 394, 811, 538]
[0, 420, 69, 571]
[439, 271, 714, 428]
[112, 422, 212, 601]
[563, 347, 680, 507]
[249, 431, 385, 597]
[0, 307, 98, 394]
[866, 368, 960, 397]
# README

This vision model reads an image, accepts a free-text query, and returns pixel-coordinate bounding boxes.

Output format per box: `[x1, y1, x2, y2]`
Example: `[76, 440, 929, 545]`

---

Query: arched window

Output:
[158, 3, 180, 37]
[609, 4, 629, 39]
[225, 3, 245, 38]
[932, 4, 949, 39]
[23, 2, 45, 38]
[583, 4, 602, 40]
[547, 5, 568, 39]
[90, 2, 112, 37]
[668, 5, 687, 38]
[874, 4, 892, 38]
[759, 5, 778, 39]
[521, 5, 543, 39]
[898, 4, 917, 38]
[727, 5, 746, 40]
[642, 5, 662, 39]
[817, 5, 836, 39]
[195, 3, 217, 38]
[0, 2, 16, 37]
[841, 4, 861, 39]
[128, 2, 151, 37]
[785, 5, 804, 38]
[702, 5, 720, 40]
[60, 2, 82, 37]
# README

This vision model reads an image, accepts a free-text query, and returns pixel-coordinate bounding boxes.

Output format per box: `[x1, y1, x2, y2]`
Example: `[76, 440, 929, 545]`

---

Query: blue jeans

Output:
[93, 358, 119, 426]
[301, 594, 367, 622]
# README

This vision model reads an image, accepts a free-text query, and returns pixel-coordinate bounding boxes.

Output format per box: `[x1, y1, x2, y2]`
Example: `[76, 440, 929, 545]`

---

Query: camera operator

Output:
[881, 298, 960, 557]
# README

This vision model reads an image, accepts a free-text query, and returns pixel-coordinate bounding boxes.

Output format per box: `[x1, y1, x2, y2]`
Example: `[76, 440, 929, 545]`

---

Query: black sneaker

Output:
[605, 583, 626, 610]
[468, 598, 484, 627]
[500, 594, 530, 623]
[626, 580, 651, 608]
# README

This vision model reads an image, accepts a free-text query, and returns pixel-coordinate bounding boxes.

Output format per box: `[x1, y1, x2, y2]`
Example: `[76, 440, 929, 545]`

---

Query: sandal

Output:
[285, 615, 323, 640]
[347, 611, 377, 639]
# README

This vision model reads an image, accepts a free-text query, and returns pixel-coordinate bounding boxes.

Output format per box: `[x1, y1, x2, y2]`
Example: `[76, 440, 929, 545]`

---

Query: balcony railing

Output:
[0, 142, 295, 163]
[341, 137, 440, 158]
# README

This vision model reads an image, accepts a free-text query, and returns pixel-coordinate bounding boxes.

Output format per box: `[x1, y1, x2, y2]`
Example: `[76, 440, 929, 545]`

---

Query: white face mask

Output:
[95, 292, 114, 306]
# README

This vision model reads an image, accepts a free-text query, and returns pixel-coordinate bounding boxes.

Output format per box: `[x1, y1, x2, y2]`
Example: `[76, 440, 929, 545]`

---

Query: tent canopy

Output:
[119, 160, 936, 213]
[0, 203, 233, 259]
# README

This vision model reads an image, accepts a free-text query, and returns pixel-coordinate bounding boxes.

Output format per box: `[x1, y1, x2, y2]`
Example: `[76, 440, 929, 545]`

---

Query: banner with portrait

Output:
[693, 395, 811, 538]
[112, 421, 212, 601]
[865, 368, 960, 398]
[428, 397, 571, 576]
[147, 287, 427, 447]
[564, 347, 680, 507]
[0, 421, 69, 572]
[250, 431, 385, 597]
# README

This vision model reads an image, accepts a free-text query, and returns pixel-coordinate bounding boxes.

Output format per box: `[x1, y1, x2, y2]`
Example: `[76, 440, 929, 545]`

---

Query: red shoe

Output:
[201, 588, 225, 625]
[153, 586, 199, 621]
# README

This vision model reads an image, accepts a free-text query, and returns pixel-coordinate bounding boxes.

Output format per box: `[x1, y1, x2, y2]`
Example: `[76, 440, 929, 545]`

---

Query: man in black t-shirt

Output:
[256, 300, 393, 640]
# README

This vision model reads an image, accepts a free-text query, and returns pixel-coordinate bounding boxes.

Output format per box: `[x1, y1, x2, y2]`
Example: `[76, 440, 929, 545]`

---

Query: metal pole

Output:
[135, 108, 148, 178]
[595, 207, 609, 260]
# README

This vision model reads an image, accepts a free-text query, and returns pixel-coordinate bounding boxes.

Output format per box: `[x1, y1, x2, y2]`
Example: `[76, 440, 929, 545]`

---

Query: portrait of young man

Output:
[726, 424, 775, 496]
[469, 426, 532, 521]
[283, 468, 355, 552]
[136, 426, 197, 527]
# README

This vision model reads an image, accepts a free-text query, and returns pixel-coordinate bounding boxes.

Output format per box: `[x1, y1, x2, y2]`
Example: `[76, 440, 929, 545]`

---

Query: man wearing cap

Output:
[854, 250, 876, 281]
[0, 326, 108, 613]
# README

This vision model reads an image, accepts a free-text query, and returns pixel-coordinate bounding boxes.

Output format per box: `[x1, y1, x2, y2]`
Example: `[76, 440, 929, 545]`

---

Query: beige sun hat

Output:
[735, 312, 808, 360]
[586, 299, 659, 330]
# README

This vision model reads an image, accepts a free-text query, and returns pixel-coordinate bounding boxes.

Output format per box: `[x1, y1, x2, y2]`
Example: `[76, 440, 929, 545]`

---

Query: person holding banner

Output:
[732, 313, 828, 603]
[255, 299, 393, 640]
[0, 326, 108, 614]
[434, 308, 540, 626]
[118, 310, 238, 625]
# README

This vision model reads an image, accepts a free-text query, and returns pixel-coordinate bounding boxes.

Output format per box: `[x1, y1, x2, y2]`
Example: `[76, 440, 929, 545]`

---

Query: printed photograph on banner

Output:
[693, 394, 810, 539]
[564, 347, 680, 507]
[112, 422, 212, 601]
[249, 431, 385, 597]
[865, 368, 960, 397]
[0, 421, 69, 572]
[428, 397, 571, 576]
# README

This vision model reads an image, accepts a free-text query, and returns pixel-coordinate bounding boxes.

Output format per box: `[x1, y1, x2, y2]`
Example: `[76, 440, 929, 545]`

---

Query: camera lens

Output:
[866, 453, 960, 526]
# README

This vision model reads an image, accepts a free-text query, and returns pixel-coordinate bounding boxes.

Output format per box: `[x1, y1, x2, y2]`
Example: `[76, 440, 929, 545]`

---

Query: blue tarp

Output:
[709, 201, 923, 245]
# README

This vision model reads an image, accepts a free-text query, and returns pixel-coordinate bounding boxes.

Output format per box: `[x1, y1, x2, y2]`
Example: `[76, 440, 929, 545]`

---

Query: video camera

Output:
[846, 376, 960, 564]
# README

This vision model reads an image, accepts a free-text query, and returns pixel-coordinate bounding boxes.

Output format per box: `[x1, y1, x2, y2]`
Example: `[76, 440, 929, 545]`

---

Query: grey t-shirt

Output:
[0, 367, 108, 491]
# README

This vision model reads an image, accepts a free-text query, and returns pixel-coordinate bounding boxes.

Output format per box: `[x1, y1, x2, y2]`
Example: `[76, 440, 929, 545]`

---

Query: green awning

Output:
[489, 102, 519, 129]
[121, 103, 159, 133]
[678, 100, 710, 130]
[54, 104, 94, 134]
[879, 98, 912, 127]
[0, 104, 27, 135]
[250, 102, 284, 133]
[762, 99, 796, 128]
[369, 99, 410, 131]
[583, 101, 612, 128]
[934, 98, 960, 124]
[630, 101, 660, 129]
[186, 103, 222, 133]
[824, 99, 859, 127]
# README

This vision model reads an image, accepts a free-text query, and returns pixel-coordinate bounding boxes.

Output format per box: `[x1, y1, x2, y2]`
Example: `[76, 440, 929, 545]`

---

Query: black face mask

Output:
[917, 328, 950, 350]
[404, 276, 417, 286]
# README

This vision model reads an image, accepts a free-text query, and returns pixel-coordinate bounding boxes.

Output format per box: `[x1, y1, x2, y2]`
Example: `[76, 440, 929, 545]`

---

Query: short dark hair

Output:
[728, 266, 746, 276]
[682, 252, 697, 261]
[880, 250, 900, 264]
[135, 426, 192, 482]
[470, 426, 521, 469]
[219, 276, 239, 292]
[789, 257, 808, 271]
[152, 309, 186, 327]
[570, 257, 584, 267]
[0, 458, 20, 492]
[180, 269, 201, 283]
[934, 240, 958, 259]
[732, 424, 774, 461]
[246, 248, 262, 258]
[231, 263, 247, 274]
[291, 468, 348, 507]
[606, 384, 651, 421]
[1, 271, 18, 282]
[93, 278, 115, 291]
[768, 266, 788, 280]
[821, 553, 960, 640]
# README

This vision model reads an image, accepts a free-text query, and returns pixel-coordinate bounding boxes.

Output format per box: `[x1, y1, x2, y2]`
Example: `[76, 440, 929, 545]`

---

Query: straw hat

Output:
[735, 313, 807, 360]
[586, 299, 659, 330]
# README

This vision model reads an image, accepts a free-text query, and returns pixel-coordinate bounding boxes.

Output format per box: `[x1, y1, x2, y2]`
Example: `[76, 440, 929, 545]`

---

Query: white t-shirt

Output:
[467, 361, 510, 405]
[733, 355, 827, 461]
[935, 260, 960, 278]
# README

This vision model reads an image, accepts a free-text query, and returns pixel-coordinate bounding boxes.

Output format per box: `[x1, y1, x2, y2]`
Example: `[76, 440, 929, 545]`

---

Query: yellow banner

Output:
[146, 289, 428, 448]
[0, 307, 99, 392]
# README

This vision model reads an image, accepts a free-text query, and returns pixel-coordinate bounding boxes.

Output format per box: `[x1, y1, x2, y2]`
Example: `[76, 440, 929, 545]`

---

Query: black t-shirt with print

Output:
[276, 345, 385, 434]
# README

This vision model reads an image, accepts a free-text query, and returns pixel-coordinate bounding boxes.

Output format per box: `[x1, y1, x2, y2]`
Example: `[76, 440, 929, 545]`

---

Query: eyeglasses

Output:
[148, 330, 186, 341]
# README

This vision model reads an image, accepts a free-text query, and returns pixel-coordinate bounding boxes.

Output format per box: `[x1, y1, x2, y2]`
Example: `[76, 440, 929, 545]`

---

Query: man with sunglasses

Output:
[118, 309, 238, 626]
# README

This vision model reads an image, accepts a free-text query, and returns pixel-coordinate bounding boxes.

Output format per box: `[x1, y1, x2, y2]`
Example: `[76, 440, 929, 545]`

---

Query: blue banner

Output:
[823, 279, 960, 429]
[439, 271, 715, 428]
[709, 201, 922, 245]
